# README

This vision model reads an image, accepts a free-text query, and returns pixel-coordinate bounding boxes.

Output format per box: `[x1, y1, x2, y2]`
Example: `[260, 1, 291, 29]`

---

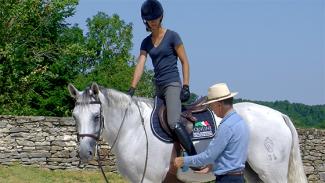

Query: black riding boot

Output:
[173, 122, 197, 156]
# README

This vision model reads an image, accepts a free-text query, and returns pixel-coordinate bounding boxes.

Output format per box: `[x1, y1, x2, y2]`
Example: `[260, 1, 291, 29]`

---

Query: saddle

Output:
[158, 97, 208, 138]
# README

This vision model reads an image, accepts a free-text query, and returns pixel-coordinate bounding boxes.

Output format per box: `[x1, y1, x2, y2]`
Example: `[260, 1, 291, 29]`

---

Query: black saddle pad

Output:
[150, 97, 217, 143]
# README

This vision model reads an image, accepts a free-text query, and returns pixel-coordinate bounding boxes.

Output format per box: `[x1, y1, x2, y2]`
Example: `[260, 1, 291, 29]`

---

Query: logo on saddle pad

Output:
[193, 120, 213, 138]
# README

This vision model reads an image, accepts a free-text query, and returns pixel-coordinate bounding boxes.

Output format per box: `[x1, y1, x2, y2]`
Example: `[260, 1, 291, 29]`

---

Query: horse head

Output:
[68, 82, 103, 162]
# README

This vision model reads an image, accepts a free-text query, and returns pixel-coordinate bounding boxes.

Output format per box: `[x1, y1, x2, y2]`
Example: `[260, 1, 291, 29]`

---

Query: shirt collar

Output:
[220, 109, 236, 125]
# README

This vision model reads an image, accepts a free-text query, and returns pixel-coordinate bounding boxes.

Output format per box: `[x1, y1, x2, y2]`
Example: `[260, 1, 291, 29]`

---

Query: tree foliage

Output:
[72, 12, 154, 97]
[0, 0, 153, 117]
[0, 0, 79, 116]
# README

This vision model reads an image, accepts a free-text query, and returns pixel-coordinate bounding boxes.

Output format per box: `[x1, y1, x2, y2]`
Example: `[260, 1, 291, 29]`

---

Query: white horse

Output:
[68, 83, 307, 183]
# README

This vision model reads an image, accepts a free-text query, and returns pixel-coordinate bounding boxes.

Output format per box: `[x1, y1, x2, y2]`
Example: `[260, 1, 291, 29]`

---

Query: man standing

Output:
[174, 83, 249, 183]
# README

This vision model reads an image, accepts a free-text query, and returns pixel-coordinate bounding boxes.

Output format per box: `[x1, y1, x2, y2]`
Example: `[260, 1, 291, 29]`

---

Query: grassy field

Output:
[0, 164, 128, 183]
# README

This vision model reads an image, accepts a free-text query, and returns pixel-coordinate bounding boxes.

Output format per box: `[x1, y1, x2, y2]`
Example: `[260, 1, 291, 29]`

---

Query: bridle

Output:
[75, 100, 109, 183]
[74, 97, 148, 183]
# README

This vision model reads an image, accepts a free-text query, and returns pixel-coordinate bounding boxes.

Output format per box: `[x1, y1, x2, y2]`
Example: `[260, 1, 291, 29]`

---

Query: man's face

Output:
[208, 101, 222, 117]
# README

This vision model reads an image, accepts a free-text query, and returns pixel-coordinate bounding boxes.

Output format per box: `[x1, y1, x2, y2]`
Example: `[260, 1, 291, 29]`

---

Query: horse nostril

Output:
[89, 151, 93, 156]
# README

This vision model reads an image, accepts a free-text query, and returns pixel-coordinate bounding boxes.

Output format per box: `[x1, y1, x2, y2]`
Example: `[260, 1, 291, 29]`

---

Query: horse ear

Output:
[68, 83, 80, 99]
[91, 82, 100, 96]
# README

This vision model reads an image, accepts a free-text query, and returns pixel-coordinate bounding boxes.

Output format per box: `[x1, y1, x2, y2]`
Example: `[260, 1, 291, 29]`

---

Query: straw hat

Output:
[202, 83, 238, 105]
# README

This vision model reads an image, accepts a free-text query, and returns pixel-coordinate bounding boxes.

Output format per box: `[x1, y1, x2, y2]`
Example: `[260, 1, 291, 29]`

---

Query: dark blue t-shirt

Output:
[140, 29, 183, 86]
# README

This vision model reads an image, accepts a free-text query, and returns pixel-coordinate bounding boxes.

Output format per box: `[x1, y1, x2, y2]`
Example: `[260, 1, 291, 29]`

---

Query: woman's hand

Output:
[180, 85, 190, 102]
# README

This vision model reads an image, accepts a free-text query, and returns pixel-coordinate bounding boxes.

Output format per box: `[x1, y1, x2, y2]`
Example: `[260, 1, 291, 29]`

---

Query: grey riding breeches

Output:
[155, 82, 181, 130]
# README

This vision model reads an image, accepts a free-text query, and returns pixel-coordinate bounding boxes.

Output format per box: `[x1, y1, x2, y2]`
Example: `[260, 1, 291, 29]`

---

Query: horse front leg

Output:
[163, 143, 184, 183]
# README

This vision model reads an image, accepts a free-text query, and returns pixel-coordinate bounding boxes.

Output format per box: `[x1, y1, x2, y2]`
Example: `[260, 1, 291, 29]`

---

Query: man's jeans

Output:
[215, 175, 244, 183]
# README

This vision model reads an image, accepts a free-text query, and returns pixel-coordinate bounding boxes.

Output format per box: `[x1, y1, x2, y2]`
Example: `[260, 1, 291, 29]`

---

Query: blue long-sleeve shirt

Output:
[184, 110, 249, 175]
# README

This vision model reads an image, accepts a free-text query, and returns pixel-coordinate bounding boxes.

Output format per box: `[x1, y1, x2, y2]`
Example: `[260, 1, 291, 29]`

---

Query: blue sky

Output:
[66, 0, 325, 105]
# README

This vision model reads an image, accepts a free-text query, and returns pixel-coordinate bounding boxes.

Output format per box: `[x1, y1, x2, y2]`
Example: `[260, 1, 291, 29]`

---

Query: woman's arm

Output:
[175, 44, 190, 86]
[131, 50, 147, 88]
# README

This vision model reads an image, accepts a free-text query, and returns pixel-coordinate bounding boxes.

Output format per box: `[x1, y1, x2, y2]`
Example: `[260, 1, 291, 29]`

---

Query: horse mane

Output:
[100, 87, 154, 109]
[77, 85, 154, 109]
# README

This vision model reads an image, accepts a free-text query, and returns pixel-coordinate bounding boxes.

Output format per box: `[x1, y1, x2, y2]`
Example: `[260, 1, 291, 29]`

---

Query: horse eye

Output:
[72, 115, 77, 121]
[94, 114, 100, 121]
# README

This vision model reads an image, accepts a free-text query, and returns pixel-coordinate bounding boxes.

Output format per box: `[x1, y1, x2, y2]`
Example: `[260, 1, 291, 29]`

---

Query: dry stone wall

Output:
[0, 115, 115, 171]
[0, 115, 324, 182]
[298, 129, 325, 183]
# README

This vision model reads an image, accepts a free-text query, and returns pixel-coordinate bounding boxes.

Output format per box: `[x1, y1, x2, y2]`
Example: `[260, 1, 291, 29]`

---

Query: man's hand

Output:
[180, 85, 190, 102]
[127, 87, 135, 97]
[174, 157, 184, 168]
[194, 164, 213, 174]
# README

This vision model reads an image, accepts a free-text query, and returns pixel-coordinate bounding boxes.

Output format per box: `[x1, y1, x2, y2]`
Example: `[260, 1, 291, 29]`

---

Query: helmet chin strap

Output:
[142, 19, 151, 32]
[143, 16, 163, 32]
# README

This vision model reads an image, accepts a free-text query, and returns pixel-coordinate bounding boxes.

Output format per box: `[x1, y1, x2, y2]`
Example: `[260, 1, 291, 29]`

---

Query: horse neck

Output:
[98, 89, 152, 146]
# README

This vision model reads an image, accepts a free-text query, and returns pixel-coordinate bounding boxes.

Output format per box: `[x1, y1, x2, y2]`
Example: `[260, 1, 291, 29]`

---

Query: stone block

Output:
[308, 174, 319, 181]
[59, 118, 75, 126]
[63, 135, 77, 141]
[47, 165, 61, 170]
[52, 150, 70, 158]
[0, 122, 7, 128]
[29, 158, 47, 163]
[51, 140, 66, 147]
[10, 133, 23, 137]
[318, 164, 325, 172]
[304, 166, 315, 174]
[12, 153, 29, 159]
[310, 152, 323, 157]
[307, 135, 314, 140]
[29, 152, 51, 158]
[16, 140, 34, 146]
[35, 146, 51, 151]
[69, 151, 77, 158]
[65, 141, 77, 147]
[0, 154, 11, 159]
[304, 155, 318, 161]
[42, 122, 54, 127]
[35, 141, 50, 146]
[66, 127, 77, 132]
[48, 158, 64, 162]
[312, 139, 322, 144]
[43, 116, 60, 122]
[22, 146, 36, 150]
[319, 172, 325, 182]
[50, 146, 63, 152]
[28, 116, 45, 122]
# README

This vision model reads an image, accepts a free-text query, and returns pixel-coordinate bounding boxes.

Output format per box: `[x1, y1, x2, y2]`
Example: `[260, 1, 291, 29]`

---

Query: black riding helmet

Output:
[141, 0, 164, 21]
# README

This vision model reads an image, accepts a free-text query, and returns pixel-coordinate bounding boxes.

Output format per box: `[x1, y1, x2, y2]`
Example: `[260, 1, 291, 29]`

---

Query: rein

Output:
[134, 100, 148, 183]
[75, 97, 149, 183]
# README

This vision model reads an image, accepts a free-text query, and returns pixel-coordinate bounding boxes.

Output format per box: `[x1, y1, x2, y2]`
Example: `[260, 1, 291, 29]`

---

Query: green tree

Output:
[0, 2, 154, 116]
[73, 12, 154, 98]
[0, 0, 80, 116]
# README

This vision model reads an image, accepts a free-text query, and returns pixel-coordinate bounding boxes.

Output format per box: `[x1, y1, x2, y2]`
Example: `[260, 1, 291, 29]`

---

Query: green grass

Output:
[0, 164, 128, 183]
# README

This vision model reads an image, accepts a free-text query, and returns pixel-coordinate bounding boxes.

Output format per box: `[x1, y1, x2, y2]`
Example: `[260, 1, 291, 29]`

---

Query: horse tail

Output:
[282, 114, 308, 183]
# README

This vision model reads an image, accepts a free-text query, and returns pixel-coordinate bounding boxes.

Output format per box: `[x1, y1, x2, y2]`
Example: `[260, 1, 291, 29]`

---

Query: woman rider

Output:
[128, 0, 197, 157]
